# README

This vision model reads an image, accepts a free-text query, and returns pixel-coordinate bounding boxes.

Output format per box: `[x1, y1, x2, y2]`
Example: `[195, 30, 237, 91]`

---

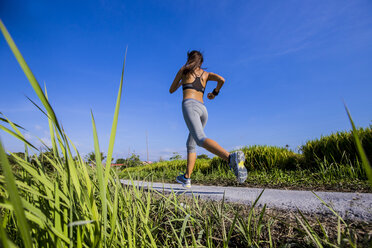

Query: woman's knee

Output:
[187, 145, 196, 153]
[195, 136, 207, 147]
[187, 136, 206, 150]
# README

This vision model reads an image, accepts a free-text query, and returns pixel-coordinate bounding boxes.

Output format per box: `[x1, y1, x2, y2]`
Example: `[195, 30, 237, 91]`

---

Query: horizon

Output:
[1, 0, 372, 161]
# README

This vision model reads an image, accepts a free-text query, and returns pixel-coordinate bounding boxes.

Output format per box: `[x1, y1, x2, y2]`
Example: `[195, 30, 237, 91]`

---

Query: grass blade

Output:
[0, 20, 62, 135]
[180, 214, 191, 243]
[227, 211, 239, 244]
[105, 46, 127, 171]
[44, 86, 59, 158]
[312, 191, 347, 226]
[0, 215, 13, 248]
[91, 110, 106, 242]
[344, 104, 372, 186]
[0, 124, 37, 150]
[296, 208, 323, 248]
[108, 178, 120, 246]
[0, 140, 33, 248]
[0, 112, 26, 130]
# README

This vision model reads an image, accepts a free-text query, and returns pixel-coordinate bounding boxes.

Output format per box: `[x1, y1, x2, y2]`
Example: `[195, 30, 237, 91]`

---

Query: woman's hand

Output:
[207, 93, 215, 100]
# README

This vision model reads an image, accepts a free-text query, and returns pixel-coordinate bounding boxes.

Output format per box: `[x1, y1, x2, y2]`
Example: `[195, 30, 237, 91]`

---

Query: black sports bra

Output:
[182, 71, 205, 94]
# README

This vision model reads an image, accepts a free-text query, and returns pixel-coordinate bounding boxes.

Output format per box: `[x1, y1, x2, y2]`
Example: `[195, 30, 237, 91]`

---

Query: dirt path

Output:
[121, 179, 372, 221]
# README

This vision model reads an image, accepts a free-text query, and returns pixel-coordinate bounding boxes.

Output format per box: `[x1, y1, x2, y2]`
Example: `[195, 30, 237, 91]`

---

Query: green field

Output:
[120, 136, 372, 192]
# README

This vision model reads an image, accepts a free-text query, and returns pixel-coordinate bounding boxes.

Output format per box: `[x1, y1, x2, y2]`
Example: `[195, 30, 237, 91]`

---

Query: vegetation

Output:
[170, 152, 182, 161]
[0, 20, 371, 247]
[85, 151, 107, 164]
[6, 152, 27, 165]
[122, 160, 371, 192]
[122, 153, 142, 167]
[197, 154, 210, 160]
[300, 126, 372, 169]
[121, 123, 372, 192]
[115, 158, 125, 164]
[121, 138, 371, 192]
[235, 145, 301, 171]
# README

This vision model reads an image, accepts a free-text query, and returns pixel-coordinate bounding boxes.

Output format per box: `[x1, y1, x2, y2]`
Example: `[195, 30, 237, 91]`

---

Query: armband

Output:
[212, 89, 219, 96]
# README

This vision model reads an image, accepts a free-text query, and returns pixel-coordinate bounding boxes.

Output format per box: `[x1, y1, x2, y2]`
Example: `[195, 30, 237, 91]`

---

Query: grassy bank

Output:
[120, 148, 371, 192]
[120, 124, 372, 193]
[121, 127, 372, 192]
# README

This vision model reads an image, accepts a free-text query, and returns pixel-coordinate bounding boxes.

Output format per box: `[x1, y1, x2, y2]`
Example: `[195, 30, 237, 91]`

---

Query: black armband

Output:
[212, 88, 219, 96]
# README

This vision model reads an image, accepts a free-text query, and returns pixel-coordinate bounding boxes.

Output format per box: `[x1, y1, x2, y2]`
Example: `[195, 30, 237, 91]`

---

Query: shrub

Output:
[197, 154, 210, 160]
[300, 125, 372, 169]
[208, 145, 302, 172]
[242, 145, 302, 170]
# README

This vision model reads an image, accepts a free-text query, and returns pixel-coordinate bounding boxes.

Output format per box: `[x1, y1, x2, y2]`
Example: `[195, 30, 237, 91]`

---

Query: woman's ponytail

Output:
[183, 50, 203, 76]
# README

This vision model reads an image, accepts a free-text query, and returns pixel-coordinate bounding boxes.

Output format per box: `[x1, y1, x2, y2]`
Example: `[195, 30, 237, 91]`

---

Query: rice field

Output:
[301, 126, 372, 170]
[120, 142, 371, 192]
[0, 20, 371, 247]
[120, 127, 372, 192]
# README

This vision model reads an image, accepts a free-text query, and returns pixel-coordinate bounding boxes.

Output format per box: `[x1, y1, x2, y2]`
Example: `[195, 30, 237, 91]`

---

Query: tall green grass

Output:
[0, 20, 370, 247]
[121, 142, 370, 191]
[300, 125, 372, 170]
[0, 19, 126, 247]
[344, 105, 372, 187]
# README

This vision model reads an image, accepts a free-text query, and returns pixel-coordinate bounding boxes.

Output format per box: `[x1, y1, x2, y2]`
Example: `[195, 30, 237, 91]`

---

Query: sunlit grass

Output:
[0, 19, 371, 247]
[120, 152, 370, 192]
[119, 123, 371, 192]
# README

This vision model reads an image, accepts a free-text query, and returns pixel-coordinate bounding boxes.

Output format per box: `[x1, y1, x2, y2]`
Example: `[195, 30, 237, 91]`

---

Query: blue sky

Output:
[1, 0, 371, 161]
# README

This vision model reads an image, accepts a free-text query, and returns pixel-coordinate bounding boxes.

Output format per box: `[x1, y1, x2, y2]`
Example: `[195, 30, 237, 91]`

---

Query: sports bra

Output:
[182, 71, 205, 94]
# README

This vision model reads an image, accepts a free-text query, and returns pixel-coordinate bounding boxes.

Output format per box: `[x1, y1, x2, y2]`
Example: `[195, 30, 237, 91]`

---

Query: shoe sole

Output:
[176, 177, 191, 188]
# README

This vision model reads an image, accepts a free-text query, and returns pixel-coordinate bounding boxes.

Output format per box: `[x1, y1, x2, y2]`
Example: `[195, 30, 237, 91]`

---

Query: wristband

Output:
[212, 89, 219, 96]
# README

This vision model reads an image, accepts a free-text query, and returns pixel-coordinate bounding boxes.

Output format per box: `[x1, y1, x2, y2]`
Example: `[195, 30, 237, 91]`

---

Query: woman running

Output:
[169, 50, 247, 188]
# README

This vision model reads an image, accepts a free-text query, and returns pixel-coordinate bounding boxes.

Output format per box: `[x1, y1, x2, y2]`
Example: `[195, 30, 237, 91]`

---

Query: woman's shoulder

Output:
[200, 69, 209, 79]
[196, 68, 207, 76]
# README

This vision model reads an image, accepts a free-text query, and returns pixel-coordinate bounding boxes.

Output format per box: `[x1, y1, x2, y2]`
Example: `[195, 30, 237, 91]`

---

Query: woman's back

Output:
[182, 68, 208, 102]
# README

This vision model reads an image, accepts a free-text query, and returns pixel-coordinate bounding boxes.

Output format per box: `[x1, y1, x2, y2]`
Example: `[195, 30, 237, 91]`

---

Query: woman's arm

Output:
[169, 67, 184, 94]
[207, 72, 225, 94]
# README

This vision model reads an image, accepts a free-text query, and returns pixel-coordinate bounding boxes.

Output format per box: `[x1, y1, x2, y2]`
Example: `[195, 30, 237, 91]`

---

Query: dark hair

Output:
[183, 50, 204, 76]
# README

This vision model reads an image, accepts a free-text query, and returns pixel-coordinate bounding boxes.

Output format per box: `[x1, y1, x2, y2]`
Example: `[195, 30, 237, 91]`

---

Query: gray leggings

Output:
[182, 98, 208, 153]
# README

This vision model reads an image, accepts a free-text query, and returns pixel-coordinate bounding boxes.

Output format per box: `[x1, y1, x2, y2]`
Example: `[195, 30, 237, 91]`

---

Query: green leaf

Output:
[0, 124, 37, 150]
[0, 140, 33, 248]
[91, 110, 106, 242]
[105, 46, 127, 170]
[344, 104, 372, 186]
[0, 20, 62, 136]
[0, 112, 26, 130]
[44, 86, 60, 158]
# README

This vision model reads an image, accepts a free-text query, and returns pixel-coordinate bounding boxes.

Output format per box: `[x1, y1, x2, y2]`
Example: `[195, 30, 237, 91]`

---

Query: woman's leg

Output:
[185, 152, 196, 178]
[183, 99, 230, 162]
[183, 100, 211, 178]
[181, 99, 246, 184]
[202, 138, 229, 161]
[197, 103, 230, 161]
[184, 103, 229, 177]
[185, 133, 197, 178]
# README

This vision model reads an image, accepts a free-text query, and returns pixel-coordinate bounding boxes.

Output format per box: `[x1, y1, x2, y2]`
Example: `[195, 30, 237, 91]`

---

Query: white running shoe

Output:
[229, 151, 247, 183]
[176, 173, 191, 188]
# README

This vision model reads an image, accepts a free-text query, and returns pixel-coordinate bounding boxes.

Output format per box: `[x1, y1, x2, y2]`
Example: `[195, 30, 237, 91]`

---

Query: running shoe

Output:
[229, 151, 247, 183]
[176, 173, 191, 188]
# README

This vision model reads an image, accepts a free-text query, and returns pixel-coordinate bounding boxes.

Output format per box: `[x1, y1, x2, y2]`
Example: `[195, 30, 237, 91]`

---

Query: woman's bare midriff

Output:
[183, 89, 204, 103]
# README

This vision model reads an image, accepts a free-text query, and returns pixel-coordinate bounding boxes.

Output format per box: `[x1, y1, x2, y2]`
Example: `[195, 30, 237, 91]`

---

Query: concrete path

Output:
[121, 180, 372, 222]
